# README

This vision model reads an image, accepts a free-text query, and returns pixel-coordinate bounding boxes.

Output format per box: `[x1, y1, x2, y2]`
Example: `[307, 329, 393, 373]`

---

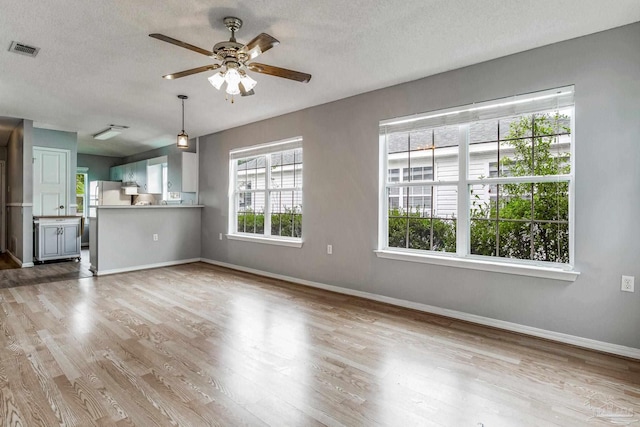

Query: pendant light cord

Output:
[181, 97, 185, 133]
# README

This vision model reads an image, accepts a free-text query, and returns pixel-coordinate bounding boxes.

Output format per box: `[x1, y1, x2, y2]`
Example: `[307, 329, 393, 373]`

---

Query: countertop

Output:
[96, 205, 204, 209]
[33, 215, 83, 219]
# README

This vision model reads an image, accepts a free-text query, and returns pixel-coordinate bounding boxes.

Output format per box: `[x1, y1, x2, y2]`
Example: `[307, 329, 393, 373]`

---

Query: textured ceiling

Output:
[0, 1, 638, 157]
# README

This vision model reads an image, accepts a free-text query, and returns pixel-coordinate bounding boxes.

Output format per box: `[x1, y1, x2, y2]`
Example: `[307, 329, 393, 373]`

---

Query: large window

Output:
[379, 87, 574, 267]
[229, 137, 303, 242]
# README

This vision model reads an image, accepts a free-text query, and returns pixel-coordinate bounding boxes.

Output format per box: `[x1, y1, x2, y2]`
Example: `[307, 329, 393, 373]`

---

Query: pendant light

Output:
[177, 94, 189, 149]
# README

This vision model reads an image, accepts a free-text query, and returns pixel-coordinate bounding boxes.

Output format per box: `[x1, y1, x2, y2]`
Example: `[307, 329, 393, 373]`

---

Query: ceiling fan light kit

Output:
[150, 16, 311, 103]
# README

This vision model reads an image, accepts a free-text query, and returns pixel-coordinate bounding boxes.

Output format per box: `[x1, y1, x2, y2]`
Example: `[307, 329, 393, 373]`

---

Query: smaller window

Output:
[76, 171, 88, 218]
[229, 137, 303, 242]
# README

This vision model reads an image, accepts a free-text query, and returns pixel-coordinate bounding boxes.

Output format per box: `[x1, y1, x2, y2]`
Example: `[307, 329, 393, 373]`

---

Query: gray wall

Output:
[77, 153, 123, 182]
[0, 147, 6, 161]
[6, 120, 34, 264]
[93, 207, 201, 273]
[122, 139, 195, 164]
[198, 23, 640, 349]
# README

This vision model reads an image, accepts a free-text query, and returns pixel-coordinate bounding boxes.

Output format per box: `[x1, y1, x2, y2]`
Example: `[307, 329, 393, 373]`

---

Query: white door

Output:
[33, 147, 68, 216]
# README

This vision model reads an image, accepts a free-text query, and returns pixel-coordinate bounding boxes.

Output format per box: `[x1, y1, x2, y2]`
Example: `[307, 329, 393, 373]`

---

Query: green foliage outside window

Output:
[470, 112, 570, 263]
[388, 208, 456, 252]
[237, 207, 302, 238]
[387, 112, 571, 263]
[76, 173, 86, 215]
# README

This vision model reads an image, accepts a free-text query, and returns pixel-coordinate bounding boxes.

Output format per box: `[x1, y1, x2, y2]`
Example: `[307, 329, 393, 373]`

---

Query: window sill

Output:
[226, 234, 303, 248]
[374, 249, 579, 282]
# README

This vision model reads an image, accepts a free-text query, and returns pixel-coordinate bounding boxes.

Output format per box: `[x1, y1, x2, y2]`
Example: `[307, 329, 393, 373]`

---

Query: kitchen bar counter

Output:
[95, 204, 204, 209]
[90, 205, 202, 275]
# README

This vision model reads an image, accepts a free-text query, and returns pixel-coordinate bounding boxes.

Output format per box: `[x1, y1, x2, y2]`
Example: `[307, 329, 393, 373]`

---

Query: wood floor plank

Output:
[0, 262, 638, 426]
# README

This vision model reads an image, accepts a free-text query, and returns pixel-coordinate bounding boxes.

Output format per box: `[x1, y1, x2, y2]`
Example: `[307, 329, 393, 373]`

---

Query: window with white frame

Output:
[379, 86, 574, 266]
[76, 169, 88, 218]
[229, 137, 303, 240]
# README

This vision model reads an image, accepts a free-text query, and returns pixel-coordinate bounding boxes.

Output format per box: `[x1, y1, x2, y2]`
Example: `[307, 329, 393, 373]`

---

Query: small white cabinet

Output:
[135, 160, 148, 193]
[122, 163, 137, 183]
[34, 217, 81, 262]
[168, 152, 197, 193]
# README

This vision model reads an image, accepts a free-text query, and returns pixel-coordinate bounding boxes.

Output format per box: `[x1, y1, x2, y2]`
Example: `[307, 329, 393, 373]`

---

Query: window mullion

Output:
[228, 158, 237, 235]
[379, 132, 389, 249]
[457, 124, 469, 257]
[265, 155, 272, 237]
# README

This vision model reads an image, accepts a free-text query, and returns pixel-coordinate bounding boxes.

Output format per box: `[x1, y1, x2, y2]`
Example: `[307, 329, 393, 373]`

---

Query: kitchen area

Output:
[88, 151, 203, 275]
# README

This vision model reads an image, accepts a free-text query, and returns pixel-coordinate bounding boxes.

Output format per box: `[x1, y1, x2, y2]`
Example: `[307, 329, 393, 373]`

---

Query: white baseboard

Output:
[92, 258, 201, 276]
[6, 250, 34, 268]
[200, 258, 640, 360]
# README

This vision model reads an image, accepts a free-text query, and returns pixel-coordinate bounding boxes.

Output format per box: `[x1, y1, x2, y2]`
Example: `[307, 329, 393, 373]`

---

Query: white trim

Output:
[229, 138, 303, 240]
[374, 249, 578, 281]
[230, 136, 303, 157]
[226, 233, 303, 248]
[69, 204, 78, 208]
[377, 132, 387, 250]
[466, 174, 571, 186]
[228, 156, 235, 234]
[381, 86, 574, 128]
[457, 125, 469, 256]
[199, 258, 638, 359]
[90, 258, 200, 276]
[6, 203, 33, 207]
[6, 250, 34, 268]
[379, 97, 575, 272]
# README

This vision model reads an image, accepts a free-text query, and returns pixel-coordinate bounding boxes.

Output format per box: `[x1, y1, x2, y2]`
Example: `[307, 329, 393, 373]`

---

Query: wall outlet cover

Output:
[621, 275, 634, 292]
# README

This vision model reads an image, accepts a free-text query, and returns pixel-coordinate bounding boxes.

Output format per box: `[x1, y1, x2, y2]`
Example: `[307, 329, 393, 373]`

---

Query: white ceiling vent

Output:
[9, 41, 40, 57]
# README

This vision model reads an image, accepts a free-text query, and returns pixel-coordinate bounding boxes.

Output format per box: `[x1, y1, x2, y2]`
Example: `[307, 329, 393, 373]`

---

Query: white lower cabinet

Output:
[34, 217, 82, 262]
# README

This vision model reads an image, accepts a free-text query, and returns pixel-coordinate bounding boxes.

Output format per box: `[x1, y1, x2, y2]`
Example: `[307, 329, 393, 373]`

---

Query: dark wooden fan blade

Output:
[149, 33, 213, 57]
[163, 64, 220, 80]
[239, 33, 279, 61]
[239, 82, 255, 97]
[247, 63, 311, 83]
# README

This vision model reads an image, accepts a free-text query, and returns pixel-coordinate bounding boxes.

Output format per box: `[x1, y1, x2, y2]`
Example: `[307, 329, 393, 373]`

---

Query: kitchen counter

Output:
[33, 215, 84, 219]
[89, 205, 202, 275]
[96, 205, 204, 209]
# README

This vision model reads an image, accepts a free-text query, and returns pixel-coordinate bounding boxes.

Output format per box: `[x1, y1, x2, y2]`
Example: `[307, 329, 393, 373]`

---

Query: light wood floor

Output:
[0, 262, 638, 426]
[0, 249, 92, 288]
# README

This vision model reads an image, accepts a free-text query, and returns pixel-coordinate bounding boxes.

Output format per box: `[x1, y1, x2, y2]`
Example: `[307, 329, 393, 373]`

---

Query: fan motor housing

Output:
[212, 41, 247, 63]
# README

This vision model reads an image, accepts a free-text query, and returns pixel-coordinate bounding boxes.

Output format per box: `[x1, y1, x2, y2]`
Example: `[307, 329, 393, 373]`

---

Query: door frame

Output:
[0, 160, 5, 252]
[33, 146, 71, 216]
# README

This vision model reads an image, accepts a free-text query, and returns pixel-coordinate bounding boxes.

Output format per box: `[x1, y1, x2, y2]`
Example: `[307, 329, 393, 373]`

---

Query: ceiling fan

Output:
[150, 17, 312, 101]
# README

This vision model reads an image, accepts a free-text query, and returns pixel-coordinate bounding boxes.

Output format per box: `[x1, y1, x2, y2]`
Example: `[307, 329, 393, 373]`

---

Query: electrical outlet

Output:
[153, 234, 159, 241]
[621, 275, 634, 292]
[219, 233, 223, 240]
[327, 244, 332, 255]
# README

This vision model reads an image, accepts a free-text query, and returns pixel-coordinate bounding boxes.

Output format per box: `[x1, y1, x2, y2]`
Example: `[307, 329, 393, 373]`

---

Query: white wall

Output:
[199, 23, 640, 349]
